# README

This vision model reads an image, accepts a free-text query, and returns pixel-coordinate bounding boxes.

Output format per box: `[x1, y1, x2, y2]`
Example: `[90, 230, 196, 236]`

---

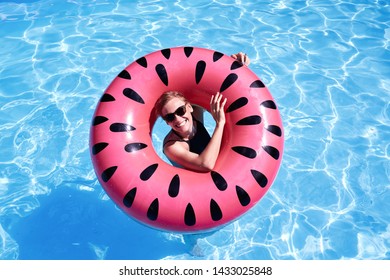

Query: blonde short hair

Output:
[154, 91, 189, 117]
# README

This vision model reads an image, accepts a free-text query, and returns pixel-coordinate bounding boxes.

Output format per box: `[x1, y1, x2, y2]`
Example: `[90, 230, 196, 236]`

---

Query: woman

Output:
[154, 52, 250, 172]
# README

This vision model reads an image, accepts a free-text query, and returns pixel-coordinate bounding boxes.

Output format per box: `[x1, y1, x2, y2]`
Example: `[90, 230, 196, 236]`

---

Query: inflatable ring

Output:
[90, 47, 284, 233]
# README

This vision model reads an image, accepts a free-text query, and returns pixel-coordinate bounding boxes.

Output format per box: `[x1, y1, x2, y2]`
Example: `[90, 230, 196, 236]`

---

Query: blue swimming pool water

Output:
[0, 0, 389, 260]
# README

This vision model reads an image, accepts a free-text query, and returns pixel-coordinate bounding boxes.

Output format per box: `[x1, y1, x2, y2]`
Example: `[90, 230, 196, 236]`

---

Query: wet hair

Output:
[154, 91, 189, 117]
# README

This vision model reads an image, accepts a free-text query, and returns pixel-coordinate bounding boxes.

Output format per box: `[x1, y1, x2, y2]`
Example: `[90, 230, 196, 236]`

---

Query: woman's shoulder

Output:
[163, 130, 185, 147]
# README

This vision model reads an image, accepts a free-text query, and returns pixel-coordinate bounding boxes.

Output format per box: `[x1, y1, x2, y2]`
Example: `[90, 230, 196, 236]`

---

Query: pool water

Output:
[0, 0, 389, 260]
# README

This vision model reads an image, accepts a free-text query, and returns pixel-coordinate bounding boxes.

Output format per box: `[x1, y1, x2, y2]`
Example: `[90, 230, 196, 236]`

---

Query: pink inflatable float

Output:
[90, 47, 284, 232]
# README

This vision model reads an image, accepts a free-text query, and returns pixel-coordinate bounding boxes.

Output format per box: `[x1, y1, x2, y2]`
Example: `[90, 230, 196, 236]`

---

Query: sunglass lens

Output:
[165, 114, 175, 122]
[176, 105, 186, 116]
[163, 105, 187, 122]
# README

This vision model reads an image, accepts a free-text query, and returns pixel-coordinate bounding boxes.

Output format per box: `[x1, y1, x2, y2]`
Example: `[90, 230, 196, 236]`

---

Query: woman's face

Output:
[161, 97, 193, 134]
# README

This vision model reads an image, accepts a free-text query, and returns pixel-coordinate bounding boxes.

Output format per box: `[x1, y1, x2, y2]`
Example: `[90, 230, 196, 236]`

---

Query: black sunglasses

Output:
[162, 104, 187, 122]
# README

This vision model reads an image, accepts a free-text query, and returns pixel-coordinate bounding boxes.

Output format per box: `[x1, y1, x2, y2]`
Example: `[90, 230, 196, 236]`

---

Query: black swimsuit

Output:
[163, 118, 211, 166]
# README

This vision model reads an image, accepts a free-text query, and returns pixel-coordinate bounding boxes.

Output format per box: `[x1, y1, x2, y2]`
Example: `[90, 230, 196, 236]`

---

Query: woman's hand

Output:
[231, 52, 250, 66]
[210, 92, 227, 126]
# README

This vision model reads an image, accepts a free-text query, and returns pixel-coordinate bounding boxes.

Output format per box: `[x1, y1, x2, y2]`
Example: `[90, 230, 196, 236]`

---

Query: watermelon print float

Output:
[90, 47, 284, 233]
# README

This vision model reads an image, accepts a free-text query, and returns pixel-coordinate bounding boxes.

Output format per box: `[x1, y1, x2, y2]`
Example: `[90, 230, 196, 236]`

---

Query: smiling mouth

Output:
[175, 119, 187, 128]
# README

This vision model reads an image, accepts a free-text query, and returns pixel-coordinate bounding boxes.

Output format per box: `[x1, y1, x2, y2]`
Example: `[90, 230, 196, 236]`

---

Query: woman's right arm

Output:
[164, 92, 227, 172]
[195, 92, 226, 170]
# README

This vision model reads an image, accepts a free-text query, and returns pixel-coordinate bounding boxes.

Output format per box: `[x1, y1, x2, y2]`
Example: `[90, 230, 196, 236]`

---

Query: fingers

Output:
[211, 92, 222, 107]
[231, 52, 250, 66]
[221, 96, 227, 109]
[216, 92, 223, 111]
[210, 92, 227, 114]
[243, 54, 250, 66]
[240, 52, 246, 64]
[240, 52, 249, 65]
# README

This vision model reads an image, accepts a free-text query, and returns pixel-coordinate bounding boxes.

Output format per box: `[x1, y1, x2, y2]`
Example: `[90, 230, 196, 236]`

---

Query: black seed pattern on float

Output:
[155, 64, 168, 86]
[136, 57, 147, 68]
[117, 70, 131, 79]
[123, 88, 145, 104]
[251, 169, 268, 188]
[220, 73, 238, 93]
[92, 142, 108, 155]
[226, 97, 248, 113]
[124, 143, 147, 153]
[213, 51, 224, 62]
[184, 47, 194, 57]
[263, 145, 280, 160]
[210, 199, 223, 221]
[101, 166, 118, 182]
[211, 171, 228, 191]
[92, 116, 108, 126]
[123, 188, 137, 208]
[231, 61, 243, 70]
[236, 186, 251, 206]
[195, 60, 206, 84]
[109, 123, 135, 132]
[231, 146, 257, 159]
[236, 115, 261, 125]
[161, 48, 171, 59]
[184, 203, 196, 226]
[265, 125, 282, 137]
[168, 174, 180, 198]
[261, 100, 277, 109]
[140, 164, 158, 181]
[100, 93, 116, 102]
[147, 199, 159, 221]
[250, 80, 265, 88]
